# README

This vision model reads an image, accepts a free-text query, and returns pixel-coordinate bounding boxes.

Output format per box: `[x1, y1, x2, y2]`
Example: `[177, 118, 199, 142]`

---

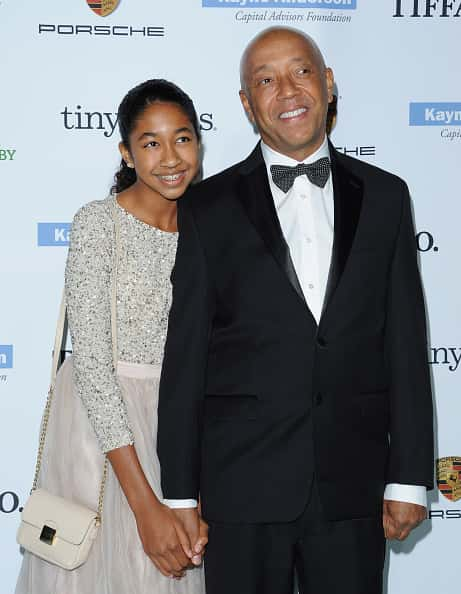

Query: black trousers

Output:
[204, 481, 385, 594]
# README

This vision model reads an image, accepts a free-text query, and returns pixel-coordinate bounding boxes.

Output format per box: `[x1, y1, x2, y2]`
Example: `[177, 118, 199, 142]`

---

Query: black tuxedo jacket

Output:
[158, 143, 433, 523]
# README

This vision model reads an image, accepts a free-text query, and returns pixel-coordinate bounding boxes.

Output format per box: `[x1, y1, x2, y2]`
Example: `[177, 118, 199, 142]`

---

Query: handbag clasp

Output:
[39, 524, 56, 545]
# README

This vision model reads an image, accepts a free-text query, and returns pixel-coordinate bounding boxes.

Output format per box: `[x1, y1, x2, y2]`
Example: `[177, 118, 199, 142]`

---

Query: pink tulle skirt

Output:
[15, 356, 205, 594]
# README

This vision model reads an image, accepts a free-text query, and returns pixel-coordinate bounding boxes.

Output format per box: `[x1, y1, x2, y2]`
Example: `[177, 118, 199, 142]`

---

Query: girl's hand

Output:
[106, 445, 192, 578]
[135, 500, 192, 578]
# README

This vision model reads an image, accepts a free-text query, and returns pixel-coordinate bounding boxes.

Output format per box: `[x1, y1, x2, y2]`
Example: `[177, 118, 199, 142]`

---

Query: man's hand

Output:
[172, 508, 208, 566]
[383, 500, 427, 540]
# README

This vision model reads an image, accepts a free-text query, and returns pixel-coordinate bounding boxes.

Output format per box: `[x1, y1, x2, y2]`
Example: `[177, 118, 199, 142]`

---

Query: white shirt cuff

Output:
[384, 483, 427, 507]
[163, 499, 198, 509]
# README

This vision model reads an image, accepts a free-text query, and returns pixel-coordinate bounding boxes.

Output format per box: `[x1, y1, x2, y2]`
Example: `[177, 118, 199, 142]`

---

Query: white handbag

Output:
[17, 199, 121, 570]
[16, 488, 103, 570]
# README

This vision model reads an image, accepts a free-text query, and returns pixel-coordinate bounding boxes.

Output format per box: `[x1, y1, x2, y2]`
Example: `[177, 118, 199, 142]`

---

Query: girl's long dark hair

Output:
[111, 79, 201, 194]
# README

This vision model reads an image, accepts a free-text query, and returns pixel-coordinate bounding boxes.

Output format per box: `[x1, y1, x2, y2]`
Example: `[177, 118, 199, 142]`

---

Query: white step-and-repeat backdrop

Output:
[1, 1, 460, 592]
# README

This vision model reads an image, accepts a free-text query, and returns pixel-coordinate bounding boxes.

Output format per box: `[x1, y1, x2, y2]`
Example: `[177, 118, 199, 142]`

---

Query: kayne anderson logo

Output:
[409, 102, 461, 142]
[0, 345, 13, 369]
[86, 0, 120, 17]
[410, 102, 461, 126]
[394, 0, 461, 17]
[61, 106, 215, 137]
[203, 0, 356, 7]
[204, 0, 357, 24]
[37, 223, 71, 247]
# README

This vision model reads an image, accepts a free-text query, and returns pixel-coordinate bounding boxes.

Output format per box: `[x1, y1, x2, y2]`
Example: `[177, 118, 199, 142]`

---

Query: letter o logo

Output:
[0, 491, 20, 514]
[416, 231, 438, 252]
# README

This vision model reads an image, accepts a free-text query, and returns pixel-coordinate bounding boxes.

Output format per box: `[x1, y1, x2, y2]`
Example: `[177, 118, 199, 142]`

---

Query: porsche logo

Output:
[437, 457, 461, 502]
[86, 0, 120, 17]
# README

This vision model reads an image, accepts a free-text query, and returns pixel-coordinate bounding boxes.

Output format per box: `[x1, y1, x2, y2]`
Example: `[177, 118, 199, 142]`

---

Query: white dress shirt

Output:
[262, 137, 334, 323]
[164, 137, 426, 510]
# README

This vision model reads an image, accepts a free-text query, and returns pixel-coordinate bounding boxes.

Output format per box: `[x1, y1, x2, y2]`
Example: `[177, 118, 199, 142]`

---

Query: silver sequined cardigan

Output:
[64, 197, 178, 452]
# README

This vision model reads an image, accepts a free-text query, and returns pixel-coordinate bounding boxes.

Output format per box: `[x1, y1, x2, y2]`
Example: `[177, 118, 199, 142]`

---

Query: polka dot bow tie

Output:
[270, 157, 331, 193]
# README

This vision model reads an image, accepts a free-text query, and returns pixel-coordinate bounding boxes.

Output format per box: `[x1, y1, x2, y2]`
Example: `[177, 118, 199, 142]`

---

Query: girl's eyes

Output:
[144, 136, 192, 148]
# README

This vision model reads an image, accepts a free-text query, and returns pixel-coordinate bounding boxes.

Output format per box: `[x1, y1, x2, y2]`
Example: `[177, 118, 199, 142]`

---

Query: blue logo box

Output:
[37, 223, 71, 246]
[409, 102, 461, 126]
[203, 0, 356, 8]
[0, 345, 13, 369]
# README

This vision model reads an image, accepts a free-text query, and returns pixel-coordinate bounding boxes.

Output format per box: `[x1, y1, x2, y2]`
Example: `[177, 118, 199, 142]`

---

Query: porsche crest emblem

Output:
[437, 457, 461, 502]
[86, 0, 120, 17]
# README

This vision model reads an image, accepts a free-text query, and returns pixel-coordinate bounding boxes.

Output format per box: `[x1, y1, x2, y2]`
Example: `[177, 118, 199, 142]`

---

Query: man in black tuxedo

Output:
[158, 27, 433, 594]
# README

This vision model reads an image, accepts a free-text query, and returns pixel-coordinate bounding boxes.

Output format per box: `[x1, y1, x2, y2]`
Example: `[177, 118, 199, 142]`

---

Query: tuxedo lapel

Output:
[321, 144, 364, 319]
[237, 144, 309, 311]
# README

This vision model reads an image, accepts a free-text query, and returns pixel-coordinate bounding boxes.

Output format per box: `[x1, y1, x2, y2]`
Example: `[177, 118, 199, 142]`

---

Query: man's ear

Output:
[325, 68, 335, 104]
[119, 142, 134, 168]
[239, 90, 255, 124]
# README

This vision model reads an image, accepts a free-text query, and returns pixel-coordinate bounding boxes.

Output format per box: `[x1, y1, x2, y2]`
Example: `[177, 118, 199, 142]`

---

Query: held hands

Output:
[134, 500, 196, 578]
[171, 507, 209, 566]
[106, 445, 207, 578]
[383, 500, 427, 540]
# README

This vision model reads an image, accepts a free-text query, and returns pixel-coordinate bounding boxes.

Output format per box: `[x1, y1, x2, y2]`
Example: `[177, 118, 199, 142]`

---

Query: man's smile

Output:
[279, 106, 308, 120]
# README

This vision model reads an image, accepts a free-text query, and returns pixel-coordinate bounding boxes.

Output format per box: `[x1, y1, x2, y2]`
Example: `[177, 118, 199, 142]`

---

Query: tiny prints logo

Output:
[409, 103, 461, 126]
[0, 148, 16, 161]
[437, 457, 461, 502]
[37, 223, 71, 247]
[429, 347, 461, 372]
[86, 0, 120, 17]
[62, 106, 118, 138]
[199, 113, 215, 131]
[394, 0, 461, 17]
[203, 0, 357, 7]
[0, 345, 13, 369]
[61, 107, 215, 136]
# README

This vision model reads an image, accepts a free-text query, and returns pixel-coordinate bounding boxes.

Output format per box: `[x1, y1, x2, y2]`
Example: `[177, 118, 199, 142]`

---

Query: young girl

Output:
[16, 79, 206, 594]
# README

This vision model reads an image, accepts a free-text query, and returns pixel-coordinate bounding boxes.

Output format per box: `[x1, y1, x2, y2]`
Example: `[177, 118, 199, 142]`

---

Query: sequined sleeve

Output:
[65, 200, 134, 453]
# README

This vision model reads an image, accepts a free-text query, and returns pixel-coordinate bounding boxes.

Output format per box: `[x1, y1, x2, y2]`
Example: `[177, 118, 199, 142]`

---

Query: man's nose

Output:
[277, 75, 299, 100]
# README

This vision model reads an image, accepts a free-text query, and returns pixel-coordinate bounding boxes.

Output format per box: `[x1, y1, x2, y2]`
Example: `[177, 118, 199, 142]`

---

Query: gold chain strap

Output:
[31, 382, 108, 521]
[31, 196, 121, 523]
[31, 385, 54, 493]
[96, 459, 109, 523]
